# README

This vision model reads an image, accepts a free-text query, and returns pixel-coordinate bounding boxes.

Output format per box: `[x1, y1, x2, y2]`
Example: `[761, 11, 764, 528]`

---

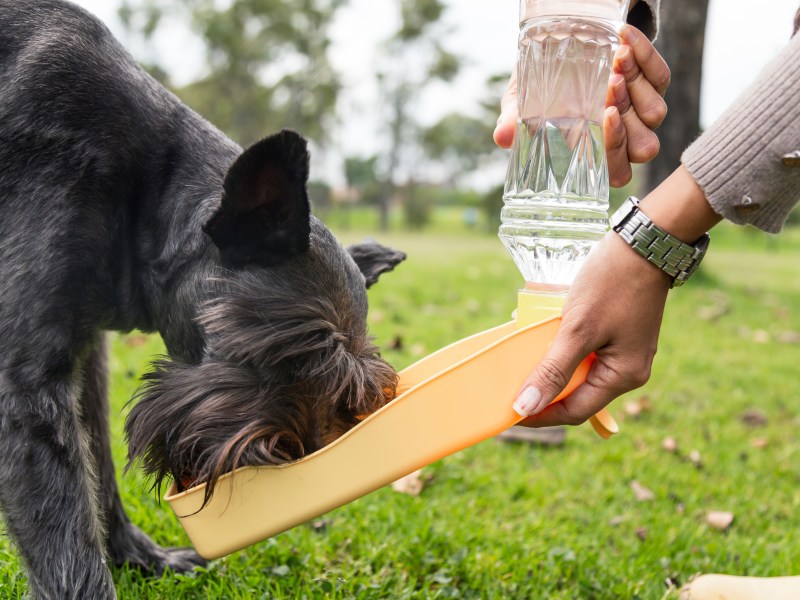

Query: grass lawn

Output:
[1, 221, 799, 599]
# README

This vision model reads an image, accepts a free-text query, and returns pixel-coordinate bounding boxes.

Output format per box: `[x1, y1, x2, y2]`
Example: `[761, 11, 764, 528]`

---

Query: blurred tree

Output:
[119, 0, 347, 147]
[643, 0, 710, 193]
[344, 155, 384, 206]
[375, 0, 461, 230]
[422, 113, 495, 185]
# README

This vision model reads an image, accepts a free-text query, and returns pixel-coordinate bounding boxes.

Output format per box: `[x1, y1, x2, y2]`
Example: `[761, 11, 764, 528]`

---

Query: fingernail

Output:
[621, 25, 640, 44]
[513, 386, 542, 417]
[619, 49, 634, 72]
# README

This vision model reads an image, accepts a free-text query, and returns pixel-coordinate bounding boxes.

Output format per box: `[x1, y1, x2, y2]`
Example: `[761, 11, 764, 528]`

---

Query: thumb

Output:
[512, 333, 589, 418]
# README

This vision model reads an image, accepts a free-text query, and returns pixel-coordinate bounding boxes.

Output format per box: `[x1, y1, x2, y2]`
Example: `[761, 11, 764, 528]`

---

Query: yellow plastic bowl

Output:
[165, 316, 603, 559]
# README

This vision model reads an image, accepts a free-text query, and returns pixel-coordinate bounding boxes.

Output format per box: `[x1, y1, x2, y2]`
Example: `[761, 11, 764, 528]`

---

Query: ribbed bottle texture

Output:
[501, 11, 625, 287]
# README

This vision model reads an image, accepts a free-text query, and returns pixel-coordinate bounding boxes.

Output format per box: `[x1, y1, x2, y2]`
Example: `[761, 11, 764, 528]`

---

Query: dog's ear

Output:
[347, 240, 407, 288]
[203, 129, 311, 267]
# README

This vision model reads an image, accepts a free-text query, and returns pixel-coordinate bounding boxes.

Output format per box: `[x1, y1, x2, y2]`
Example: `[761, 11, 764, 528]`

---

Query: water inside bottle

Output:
[501, 18, 619, 286]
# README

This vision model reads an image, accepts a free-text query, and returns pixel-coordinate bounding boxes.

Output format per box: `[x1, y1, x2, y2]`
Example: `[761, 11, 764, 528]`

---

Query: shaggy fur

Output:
[0, 1, 405, 598]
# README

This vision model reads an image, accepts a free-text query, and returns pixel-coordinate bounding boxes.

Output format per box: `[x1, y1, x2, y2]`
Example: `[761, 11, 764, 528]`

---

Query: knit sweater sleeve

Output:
[681, 32, 800, 233]
[628, 0, 660, 40]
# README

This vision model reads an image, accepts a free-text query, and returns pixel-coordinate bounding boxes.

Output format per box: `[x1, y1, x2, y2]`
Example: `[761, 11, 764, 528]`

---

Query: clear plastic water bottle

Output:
[500, 0, 630, 291]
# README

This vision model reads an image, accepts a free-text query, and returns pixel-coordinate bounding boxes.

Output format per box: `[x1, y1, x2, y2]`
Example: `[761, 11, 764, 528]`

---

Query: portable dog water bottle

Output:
[165, 1, 625, 559]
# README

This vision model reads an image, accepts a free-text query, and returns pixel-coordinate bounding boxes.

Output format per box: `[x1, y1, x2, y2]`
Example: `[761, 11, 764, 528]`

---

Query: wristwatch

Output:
[610, 196, 710, 288]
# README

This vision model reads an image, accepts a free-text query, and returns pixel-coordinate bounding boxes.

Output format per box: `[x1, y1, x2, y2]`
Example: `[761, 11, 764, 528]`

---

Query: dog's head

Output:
[125, 130, 405, 501]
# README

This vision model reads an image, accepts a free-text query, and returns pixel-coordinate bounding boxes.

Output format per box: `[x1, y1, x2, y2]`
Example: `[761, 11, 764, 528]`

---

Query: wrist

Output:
[610, 194, 711, 288]
[638, 165, 722, 243]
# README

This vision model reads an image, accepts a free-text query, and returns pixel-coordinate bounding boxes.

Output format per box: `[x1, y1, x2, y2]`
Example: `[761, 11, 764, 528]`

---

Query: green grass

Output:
[2, 222, 799, 599]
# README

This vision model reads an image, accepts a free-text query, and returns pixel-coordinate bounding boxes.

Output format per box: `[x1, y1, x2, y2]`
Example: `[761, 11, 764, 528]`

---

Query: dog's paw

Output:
[108, 523, 206, 575]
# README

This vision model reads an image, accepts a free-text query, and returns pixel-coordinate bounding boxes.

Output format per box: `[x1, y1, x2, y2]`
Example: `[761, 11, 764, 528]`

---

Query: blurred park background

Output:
[1, 1, 797, 598]
[72, 0, 799, 235]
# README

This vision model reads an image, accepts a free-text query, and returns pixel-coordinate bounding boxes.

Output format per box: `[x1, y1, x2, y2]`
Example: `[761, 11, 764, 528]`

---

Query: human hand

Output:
[494, 25, 670, 188]
[511, 232, 671, 427]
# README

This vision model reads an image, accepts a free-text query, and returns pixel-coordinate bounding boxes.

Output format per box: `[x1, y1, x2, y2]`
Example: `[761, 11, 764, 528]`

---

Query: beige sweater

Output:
[682, 14, 800, 233]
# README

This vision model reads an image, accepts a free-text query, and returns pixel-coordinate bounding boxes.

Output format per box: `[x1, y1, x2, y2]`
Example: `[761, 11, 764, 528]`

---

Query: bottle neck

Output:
[520, 0, 630, 24]
[516, 286, 567, 326]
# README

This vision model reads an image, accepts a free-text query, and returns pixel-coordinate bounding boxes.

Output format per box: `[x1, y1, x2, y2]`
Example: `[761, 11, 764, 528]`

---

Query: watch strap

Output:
[610, 197, 710, 288]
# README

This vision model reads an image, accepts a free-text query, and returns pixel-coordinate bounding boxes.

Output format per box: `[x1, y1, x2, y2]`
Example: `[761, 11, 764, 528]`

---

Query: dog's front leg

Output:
[0, 374, 115, 599]
[78, 335, 205, 574]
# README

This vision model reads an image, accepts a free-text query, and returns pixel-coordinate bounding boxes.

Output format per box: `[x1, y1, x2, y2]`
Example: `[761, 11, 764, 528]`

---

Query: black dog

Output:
[0, 1, 405, 597]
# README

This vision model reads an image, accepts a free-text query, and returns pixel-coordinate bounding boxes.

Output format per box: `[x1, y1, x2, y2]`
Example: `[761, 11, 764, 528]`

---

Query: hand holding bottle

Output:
[512, 166, 722, 427]
[494, 24, 670, 188]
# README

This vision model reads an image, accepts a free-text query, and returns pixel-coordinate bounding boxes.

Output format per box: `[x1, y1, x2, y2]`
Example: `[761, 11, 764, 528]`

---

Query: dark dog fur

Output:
[0, 1, 405, 598]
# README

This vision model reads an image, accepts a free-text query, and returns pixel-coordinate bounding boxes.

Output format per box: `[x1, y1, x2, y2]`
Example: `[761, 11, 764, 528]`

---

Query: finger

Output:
[512, 328, 593, 418]
[603, 104, 632, 188]
[614, 45, 668, 129]
[493, 72, 518, 148]
[518, 356, 639, 428]
[619, 25, 671, 97]
[609, 73, 660, 164]
[517, 378, 618, 428]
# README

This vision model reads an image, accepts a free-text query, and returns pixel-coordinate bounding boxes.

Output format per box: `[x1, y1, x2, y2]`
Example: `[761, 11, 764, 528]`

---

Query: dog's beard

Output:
[125, 283, 397, 506]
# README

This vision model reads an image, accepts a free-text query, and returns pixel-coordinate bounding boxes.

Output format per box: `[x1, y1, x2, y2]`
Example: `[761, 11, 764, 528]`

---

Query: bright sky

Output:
[72, 0, 799, 183]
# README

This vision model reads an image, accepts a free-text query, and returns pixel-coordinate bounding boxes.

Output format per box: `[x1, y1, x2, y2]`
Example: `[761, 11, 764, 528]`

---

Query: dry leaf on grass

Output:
[752, 329, 771, 344]
[124, 334, 148, 348]
[624, 396, 653, 418]
[776, 330, 800, 344]
[751, 438, 769, 449]
[635, 527, 648, 541]
[608, 515, 626, 527]
[630, 480, 656, 502]
[410, 343, 428, 357]
[688, 450, 703, 469]
[392, 469, 425, 496]
[662, 437, 678, 453]
[706, 511, 734, 531]
[740, 409, 769, 428]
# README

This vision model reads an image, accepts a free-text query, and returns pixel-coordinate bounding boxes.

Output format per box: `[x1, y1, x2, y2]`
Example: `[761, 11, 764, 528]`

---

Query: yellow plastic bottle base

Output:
[165, 312, 614, 559]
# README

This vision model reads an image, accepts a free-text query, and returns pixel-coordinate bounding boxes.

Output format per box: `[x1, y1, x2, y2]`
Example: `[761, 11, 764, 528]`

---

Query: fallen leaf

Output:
[752, 329, 771, 344]
[631, 480, 656, 502]
[706, 511, 734, 531]
[310, 519, 330, 533]
[773, 307, 790, 321]
[609, 515, 626, 527]
[696, 304, 729, 321]
[392, 469, 424, 496]
[776, 330, 800, 344]
[635, 527, 648, 541]
[124, 334, 148, 348]
[662, 437, 678, 453]
[697, 292, 730, 321]
[410, 343, 427, 357]
[388, 335, 404, 351]
[751, 438, 769, 449]
[740, 409, 768, 428]
[624, 396, 653, 418]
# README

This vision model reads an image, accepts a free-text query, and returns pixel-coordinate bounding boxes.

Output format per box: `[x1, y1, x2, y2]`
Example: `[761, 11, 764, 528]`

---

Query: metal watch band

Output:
[610, 197, 710, 288]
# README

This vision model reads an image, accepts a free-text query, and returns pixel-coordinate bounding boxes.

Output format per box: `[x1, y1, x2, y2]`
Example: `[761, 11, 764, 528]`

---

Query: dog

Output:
[0, 1, 405, 597]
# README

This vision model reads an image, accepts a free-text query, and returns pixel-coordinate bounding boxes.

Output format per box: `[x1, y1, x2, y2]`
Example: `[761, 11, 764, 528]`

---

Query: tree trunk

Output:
[643, 0, 710, 193]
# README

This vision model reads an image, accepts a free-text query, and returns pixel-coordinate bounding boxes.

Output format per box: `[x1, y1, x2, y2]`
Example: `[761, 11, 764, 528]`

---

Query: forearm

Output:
[639, 165, 722, 244]
[681, 31, 800, 234]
